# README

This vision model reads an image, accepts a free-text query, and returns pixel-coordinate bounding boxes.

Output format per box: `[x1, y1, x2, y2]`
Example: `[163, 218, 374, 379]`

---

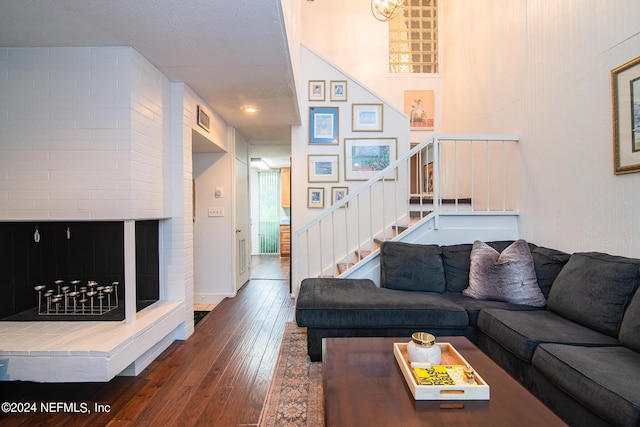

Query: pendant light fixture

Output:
[371, 0, 404, 21]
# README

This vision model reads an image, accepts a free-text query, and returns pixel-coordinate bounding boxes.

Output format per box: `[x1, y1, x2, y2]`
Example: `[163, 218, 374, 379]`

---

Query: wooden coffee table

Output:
[323, 336, 567, 426]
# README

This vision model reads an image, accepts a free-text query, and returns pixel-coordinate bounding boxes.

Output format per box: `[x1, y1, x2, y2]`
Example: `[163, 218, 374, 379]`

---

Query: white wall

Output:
[191, 93, 236, 304]
[440, 0, 640, 257]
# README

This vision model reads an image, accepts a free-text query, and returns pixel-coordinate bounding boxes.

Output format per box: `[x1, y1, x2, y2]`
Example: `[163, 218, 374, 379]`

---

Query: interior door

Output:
[235, 156, 251, 290]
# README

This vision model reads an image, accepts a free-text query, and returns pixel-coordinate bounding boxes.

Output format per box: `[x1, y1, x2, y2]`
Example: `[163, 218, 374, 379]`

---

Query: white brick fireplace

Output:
[0, 47, 195, 382]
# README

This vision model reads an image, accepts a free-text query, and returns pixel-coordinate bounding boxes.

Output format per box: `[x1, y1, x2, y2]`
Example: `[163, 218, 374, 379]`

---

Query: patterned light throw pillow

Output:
[462, 240, 546, 307]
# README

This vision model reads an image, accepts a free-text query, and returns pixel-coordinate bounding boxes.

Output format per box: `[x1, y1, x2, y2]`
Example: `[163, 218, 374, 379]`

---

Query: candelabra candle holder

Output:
[34, 285, 46, 314]
[34, 280, 121, 316]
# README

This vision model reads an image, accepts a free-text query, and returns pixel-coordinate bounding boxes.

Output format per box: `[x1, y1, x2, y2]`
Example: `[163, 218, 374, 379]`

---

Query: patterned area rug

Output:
[258, 322, 324, 427]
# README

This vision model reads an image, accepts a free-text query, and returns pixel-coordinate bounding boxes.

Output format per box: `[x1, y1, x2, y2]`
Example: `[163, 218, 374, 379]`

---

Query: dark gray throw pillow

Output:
[380, 241, 446, 292]
[462, 239, 546, 307]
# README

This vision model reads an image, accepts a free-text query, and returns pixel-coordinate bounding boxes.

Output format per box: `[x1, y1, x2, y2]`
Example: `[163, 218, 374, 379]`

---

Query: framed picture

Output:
[309, 107, 339, 144]
[331, 186, 349, 208]
[308, 80, 325, 101]
[307, 187, 325, 209]
[352, 103, 383, 132]
[424, 162, 434, 194]
[344, 138, 398, 181]
[612, 56, 640, 174]
[330, 80, 348, 102]
[197, 105, 210, 132]
[308, 154, 339, 182]
[404, 90, 435, 130]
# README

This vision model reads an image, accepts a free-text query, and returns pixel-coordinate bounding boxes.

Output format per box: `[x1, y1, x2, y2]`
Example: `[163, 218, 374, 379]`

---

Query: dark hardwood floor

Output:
[250, 255, 290, 281]
[0, 256, 294, 427]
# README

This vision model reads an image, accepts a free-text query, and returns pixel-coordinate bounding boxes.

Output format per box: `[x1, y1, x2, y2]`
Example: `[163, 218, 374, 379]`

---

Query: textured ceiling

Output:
[0, 0, 300, 145]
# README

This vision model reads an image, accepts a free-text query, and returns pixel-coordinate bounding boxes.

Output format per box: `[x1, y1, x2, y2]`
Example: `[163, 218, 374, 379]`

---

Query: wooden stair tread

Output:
[373, 237, 394, 245]
[409, 210, 433, 217]
[409, 196, 471, 204]
[336, 263, 355, 274]
[356, 250, 372, 259]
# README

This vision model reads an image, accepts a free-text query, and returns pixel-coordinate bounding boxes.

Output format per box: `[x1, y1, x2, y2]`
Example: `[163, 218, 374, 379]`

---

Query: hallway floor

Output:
[250, 255, 290, 280]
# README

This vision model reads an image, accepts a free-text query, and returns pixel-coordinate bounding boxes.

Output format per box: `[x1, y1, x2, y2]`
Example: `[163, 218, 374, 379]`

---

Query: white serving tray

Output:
[393, 342, 490, 401]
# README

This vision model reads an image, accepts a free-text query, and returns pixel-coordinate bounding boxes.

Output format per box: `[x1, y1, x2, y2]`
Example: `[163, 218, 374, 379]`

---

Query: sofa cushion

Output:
[441, 241, 520, 292]
[547, 252, 640, 337]
[441, 243, 473, 292]
[463, 240, 546, 307]
[529, 246, 571, 299]
[477, 308, 619, 362]
[619, 289, 640, 352]
[380, 241, 446, 293]
[441, 292, 542, 327]
[533, 343, 640, 427]
[295, 278, 468, 329]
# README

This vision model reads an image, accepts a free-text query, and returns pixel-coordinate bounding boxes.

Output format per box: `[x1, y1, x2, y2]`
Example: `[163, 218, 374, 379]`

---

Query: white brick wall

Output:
[130, 50, 170, 219]
[161, 82, 194, 340]
[0, 46, 170, 220]
[0, 47, 198, 376]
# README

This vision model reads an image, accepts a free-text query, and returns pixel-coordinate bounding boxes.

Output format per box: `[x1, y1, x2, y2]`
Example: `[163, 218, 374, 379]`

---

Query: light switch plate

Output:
[208, 207, 224, 217]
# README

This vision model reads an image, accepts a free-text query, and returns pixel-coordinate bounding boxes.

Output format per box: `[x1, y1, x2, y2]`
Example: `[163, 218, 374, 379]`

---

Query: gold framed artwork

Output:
[612, 56, 640, 174]
[352, 103, 384, 132]
[424, 163, 434, 194]
[344, 138, 398, 181]
[309, 107, 339, 145]
[307, 187, 325, 209]
[404, 90, 435, 130]
[308, 154, 339, 183]
[331, 186, 349, 208]
[308, 80, 325, 102]
[330, 80, 348, 102]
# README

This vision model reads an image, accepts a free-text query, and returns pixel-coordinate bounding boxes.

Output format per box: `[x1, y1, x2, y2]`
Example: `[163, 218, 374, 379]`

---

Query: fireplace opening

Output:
[0, 220, 160, 321]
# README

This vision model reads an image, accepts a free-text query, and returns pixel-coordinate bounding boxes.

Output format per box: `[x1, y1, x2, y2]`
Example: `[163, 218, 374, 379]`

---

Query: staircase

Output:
[292, 134, 520, 295]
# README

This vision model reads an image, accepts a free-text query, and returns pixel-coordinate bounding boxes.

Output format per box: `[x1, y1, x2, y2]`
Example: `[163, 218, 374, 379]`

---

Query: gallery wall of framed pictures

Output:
[305, 78, 399, 209]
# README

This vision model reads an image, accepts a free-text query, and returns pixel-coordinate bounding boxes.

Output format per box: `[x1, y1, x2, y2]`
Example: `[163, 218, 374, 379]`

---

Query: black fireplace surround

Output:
[0, 220, 160, 321]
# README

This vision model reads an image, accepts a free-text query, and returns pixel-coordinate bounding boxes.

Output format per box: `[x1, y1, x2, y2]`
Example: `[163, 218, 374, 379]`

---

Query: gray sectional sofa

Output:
[295, 240, 640, 427]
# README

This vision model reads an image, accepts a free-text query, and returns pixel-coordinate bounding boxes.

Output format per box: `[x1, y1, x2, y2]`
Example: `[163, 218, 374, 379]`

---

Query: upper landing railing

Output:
[292, 134, 520, 295]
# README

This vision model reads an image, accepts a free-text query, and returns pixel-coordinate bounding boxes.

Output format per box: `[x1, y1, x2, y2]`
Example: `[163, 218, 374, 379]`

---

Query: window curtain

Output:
[258, 170, 281, 254]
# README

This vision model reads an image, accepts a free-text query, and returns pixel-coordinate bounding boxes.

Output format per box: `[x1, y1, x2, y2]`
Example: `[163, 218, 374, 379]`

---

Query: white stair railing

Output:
[292, 134, 519, 294]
